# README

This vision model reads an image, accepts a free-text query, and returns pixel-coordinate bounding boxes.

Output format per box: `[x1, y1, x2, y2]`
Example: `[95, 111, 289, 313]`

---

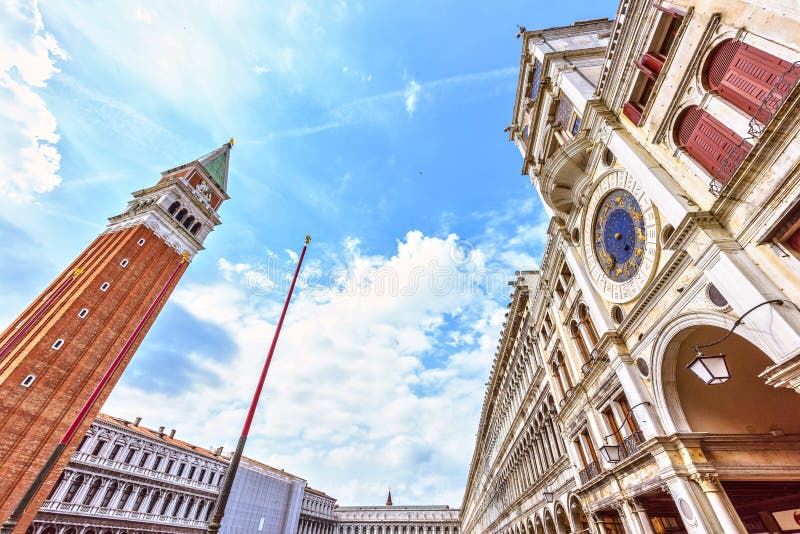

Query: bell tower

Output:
[0, 141, 233, 531]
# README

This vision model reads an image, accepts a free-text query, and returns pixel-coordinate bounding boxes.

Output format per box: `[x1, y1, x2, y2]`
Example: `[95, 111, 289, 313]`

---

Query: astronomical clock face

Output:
[582, 171, 658, 303]
[593, 189, 646, 282]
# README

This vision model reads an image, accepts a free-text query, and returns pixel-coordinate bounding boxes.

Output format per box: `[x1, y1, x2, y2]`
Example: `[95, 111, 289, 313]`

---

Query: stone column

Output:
[606, 342, 664, 440]
[72, 475, 94, 506]
[629, 499, 656, 534]
[590, 514, 608, 534]
[51, 471, 76, 502]
[663, 477, 729, 533]
[689, 474, 747, 533]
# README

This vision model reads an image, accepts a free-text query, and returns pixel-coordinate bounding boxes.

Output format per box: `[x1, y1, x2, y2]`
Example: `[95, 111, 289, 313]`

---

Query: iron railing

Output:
[578, 461, 601, 484]
[710, 60, 800, 195]
[619, 430, 646, 461]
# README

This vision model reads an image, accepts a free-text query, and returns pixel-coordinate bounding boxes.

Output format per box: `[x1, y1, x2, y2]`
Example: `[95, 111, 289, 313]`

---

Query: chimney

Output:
[215, 447, 223, 456]
[158, 426, 165, 435]
[169, 429, 176, 438]
[134, 417, 141, 426]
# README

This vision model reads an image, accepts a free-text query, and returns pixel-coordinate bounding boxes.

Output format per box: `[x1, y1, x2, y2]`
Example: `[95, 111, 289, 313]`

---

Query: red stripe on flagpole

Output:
[241, 237, 309, 437]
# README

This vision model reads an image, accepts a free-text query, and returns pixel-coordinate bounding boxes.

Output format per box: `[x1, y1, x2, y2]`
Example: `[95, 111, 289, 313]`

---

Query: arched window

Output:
[552, 362, 567, 397]
[64, 475, 84, 503]
[83, 478, 100, 504]
[160, 493, 174, 515]
[133, 488, 147, 511]
[168, 201, 180, 215]
[184, 497, 195, 518]
[557, 352, 574, 389]
[705, 39, 795, 123]
[172, 495, 184, 517]
[183, 215, 195, 229]
[176, 209, 187, 222]
[578, 304, 599, 345]
[190, 222, 201, 235]
[676, 105, 751, 183]
[195, 500, 206, 520]
[146, 490, 161, 514]
[570, 321, 590, 364]
[100, 482, 118, 508]
[117, 485, 133, 509]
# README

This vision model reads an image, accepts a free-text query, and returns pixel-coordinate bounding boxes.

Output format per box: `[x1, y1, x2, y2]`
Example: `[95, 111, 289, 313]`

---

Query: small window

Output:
[100, 282, 110, 292]
[571, 116, 581, 136]
[77, 308, 89, 319]
[111, 443, 122, 460]
[124, 448, 137, 464]
[137, 238, 146, 246]
[188, 465, 196, 479]
[92, 440, 107, 456]
[52, 339, 64, 350]
[21, 374, 36, 387]
[120, 259, 129, 268]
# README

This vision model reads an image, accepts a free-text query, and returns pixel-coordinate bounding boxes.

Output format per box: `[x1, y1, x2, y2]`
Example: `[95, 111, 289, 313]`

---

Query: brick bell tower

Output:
[0, 141, 233, 531]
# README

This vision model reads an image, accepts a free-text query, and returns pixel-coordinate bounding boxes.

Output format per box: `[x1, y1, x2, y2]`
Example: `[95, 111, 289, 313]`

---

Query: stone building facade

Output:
[298, 487, 336, 534]
[334, 503, 460, 534]
[29, 415, 310, 534]
[462, 0, 800, 533]
[31, 414, 226, 534]
[0, 142, 233, 532]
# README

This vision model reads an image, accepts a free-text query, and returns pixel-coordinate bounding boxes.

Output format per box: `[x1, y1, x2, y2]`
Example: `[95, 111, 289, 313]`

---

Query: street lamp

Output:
[687, 299, 784, 385]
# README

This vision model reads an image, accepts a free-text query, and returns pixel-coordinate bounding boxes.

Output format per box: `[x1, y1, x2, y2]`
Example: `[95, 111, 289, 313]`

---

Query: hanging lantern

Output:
[599, 444, 621, 463]
[687, 352, 730, 385]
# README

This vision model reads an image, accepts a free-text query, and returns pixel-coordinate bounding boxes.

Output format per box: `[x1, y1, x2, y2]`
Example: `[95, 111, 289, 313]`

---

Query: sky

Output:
[0, 0, 616, 507]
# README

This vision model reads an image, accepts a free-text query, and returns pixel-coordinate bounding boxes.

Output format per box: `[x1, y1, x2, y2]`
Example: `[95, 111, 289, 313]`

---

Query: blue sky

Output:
[0, 0, 615, 506]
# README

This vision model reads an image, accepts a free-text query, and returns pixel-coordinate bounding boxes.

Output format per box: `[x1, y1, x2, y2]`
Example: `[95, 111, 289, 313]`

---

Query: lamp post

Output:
[598, 401, 649, 464]
[687, 299, 785, 385]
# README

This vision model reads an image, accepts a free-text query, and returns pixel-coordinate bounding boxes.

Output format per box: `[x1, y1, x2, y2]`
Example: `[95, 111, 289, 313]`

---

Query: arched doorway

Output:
[543, 510, 557, 534]
[554, 503, 571, 534]
[662, 324, 800, 531]
[569, 496, 590, 533]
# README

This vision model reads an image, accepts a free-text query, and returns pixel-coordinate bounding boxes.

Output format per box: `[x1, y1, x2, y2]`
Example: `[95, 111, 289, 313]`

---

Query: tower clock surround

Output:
[581, 170, 659, 303]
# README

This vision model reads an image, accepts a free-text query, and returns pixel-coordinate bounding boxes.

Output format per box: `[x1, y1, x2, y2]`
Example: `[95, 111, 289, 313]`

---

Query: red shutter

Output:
[623, 101, 643, 126]
[788, 228, 800, 253]
[708, 40, 794, 122]
[677, 107, 751, 182]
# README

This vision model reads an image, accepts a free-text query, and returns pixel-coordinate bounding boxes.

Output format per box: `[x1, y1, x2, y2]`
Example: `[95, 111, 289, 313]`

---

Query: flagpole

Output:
[206, 235, 311, 534]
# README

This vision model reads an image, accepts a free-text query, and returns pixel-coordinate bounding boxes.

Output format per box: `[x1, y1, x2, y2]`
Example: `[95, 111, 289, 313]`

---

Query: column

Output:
[664, 477, 732, 533]
[591, 514, 608, 534]
[629, 499, 656, 534]
[72, 476, 94, 506]
[606, 342, 664, 439]
[51, 472, 76, 502]
[689, 474, 747, 533]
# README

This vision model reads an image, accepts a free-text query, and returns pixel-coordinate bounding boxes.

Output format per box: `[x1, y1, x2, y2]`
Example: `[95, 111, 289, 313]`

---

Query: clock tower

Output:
[0, 141, 233, 531]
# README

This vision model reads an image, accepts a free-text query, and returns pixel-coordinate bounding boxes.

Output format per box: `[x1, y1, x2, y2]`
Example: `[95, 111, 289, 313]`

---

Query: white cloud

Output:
[105, 230, 513, 505]
[404, 80, 420, 116]
[254, 64, 272, 75]
[0, 0, 67, 201]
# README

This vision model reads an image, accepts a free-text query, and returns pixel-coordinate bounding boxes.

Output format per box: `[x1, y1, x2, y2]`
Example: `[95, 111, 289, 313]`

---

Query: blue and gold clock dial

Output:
[592, 189, 646, 282]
